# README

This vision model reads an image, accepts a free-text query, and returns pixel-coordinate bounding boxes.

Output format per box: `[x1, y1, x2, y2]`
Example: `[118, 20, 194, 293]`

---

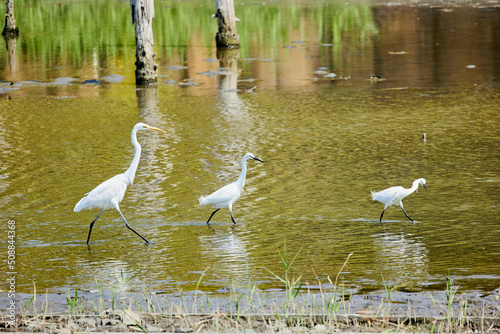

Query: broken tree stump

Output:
[131, 0, 157, 85]
[2, 0, 19, 38]
[213, 0, 240, 48]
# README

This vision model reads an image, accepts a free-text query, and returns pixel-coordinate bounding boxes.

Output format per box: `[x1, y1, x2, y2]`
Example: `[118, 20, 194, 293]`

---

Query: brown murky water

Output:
[0, 0, 499, 296]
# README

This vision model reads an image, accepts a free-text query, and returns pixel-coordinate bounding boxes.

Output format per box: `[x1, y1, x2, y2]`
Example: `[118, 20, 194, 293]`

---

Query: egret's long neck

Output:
[235, 157, 249, 190]
[124, 129, 142, 185]
[408, 180, 420, 195]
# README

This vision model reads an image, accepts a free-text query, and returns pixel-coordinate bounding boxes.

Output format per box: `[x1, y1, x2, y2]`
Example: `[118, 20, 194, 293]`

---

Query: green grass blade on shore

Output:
[266, 242, 303, 314]
[193, 268, 209, 314]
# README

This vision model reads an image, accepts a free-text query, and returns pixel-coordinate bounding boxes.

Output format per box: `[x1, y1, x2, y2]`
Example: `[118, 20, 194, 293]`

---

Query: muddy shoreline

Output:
[2, 288, 499, 332]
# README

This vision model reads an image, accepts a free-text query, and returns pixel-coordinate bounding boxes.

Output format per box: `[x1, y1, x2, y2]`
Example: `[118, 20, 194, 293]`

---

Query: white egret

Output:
[199, 152, 263, 225]
[371, 178, 427, 224]
[74, 123, 165, 244]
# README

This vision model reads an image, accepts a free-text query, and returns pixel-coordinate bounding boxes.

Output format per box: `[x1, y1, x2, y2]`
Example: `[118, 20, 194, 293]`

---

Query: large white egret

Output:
[74, 123, 165, 244]
[199, 152, 263, 225]
[371, 178, 427, 224]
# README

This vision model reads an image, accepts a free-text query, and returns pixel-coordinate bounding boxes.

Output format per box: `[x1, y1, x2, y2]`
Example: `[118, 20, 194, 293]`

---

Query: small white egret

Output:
[371, 178, 427, 224]
[74, 123, 165, 244]
[199, 152, 263, 225]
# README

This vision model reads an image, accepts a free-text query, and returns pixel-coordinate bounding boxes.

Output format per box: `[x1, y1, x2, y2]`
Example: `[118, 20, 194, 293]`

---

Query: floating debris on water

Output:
[312, 70, 350, 82]
[53, 77, 77, 85]
[243, 86, 257, 93]
[165, 65, 189, 70]
[369, 75, 386, 83]
[380, 87, 409, 90]
[197, 70, 222, 77]
[238, 78, 257, 82]
[22, 81, 42, 85]
[100, 74, 125, 83]
[82, 79, 101, 85]
[179, 80, 200, 87]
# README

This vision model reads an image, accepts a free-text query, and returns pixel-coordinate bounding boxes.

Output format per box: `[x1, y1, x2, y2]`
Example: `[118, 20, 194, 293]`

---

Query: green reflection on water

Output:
[1, 0, 377, 80]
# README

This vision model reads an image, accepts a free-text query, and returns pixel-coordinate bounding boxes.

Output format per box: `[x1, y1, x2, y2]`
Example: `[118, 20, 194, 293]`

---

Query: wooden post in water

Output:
[213, 0, 239, 48]
[2, 0, 19, 38]
[130, 0, 157, 85]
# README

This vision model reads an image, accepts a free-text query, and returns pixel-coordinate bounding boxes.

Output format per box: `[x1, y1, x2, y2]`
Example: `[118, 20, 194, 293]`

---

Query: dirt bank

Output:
[1, 288, 499, 333]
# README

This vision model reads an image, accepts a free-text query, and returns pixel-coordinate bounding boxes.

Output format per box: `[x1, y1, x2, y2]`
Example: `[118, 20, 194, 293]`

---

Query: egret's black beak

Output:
[252, 157, 264, 163]
[423, 184, 427, 191]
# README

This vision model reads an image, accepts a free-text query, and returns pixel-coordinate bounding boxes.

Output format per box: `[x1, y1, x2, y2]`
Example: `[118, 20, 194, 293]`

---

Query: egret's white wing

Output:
[74, 173, 128, 212]
[199, 182, 240, 208]
[371, 186, 405, 206]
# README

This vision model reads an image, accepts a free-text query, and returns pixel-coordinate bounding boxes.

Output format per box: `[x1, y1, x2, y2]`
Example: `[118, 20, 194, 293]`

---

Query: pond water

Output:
[0, 0, 499, 296]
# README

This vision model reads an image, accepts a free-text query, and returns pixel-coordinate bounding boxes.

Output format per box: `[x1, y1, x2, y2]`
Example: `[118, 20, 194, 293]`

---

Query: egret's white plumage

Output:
[199, 152, 263, 224]
[74, 122, 165, 244]
[371, 178, 427, 224]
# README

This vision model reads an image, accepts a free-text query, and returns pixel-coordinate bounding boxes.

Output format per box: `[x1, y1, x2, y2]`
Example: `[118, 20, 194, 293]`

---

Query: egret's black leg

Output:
[399, 202, 414, 222]
[117, 208, 150, 243]
[379, 210, 385, 224]
[402, 207, 414, 222]
[230, 211, 237, 225]
[87, 209, 104, 245]
[206, 208, 220, 225]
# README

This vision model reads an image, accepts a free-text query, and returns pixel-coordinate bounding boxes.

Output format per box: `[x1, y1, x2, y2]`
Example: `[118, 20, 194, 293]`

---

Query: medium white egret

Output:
[74, 123, 165, 244]
[199, 152, 263, 225]
[371, 178, 427, 224]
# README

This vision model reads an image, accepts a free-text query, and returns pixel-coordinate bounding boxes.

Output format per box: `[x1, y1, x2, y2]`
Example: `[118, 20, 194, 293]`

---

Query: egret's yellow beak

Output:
[146, 125, 165, 132]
